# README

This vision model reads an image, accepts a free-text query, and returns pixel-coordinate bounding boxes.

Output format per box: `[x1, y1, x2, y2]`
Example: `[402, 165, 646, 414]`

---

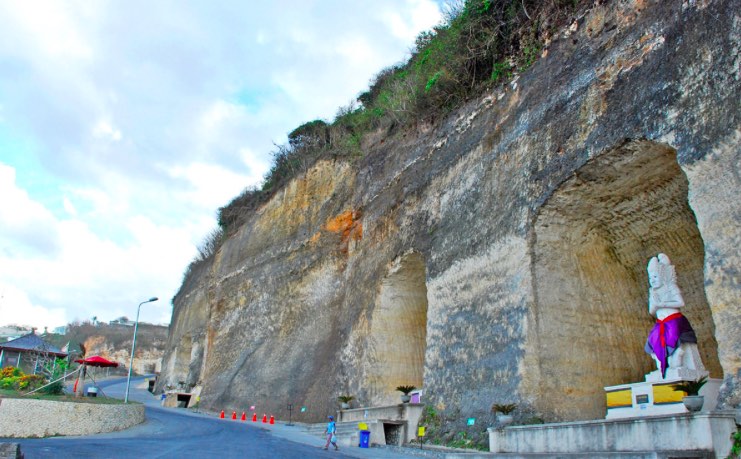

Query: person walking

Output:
[323, 415, 339, 451]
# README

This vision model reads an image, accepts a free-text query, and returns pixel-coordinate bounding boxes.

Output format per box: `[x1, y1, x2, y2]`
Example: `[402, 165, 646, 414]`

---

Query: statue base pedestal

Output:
[644, 367, 706, 382]
[604, 377, 721, 419]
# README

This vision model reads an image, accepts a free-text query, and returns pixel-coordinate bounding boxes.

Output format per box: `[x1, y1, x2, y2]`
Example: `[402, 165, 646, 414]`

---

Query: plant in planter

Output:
[492, 403, 517, 426]
[671, 376, 708, 412]
[396, 385, 416, 403]
[337, 395, 354, 410]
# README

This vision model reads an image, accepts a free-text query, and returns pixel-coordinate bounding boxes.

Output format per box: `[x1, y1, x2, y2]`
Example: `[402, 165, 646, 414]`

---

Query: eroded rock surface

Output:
[160, 0, 740, 425]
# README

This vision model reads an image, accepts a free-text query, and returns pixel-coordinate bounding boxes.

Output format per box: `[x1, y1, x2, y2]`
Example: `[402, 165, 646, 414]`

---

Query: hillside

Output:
[47, 322, 168, 375]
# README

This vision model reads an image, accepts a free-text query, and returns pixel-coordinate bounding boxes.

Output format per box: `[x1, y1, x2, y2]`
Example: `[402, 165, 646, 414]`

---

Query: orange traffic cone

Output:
[219, 410, 225, 419]
[252, 413, 257, 422]
[241, 412, 246, 421]
[269, 415, 275, 425]
[231, 411, 237, 420]
[262, 413, 267, 423]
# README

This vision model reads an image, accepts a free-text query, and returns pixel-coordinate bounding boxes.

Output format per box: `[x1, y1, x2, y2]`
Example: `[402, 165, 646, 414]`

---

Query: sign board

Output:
[300, 406, 307, 412]
[466, 418, 475, 426]
[418, 426, 426, 437]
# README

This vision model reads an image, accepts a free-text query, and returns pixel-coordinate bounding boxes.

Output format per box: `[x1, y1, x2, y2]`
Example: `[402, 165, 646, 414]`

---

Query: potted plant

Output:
[396, 385, 416, 403]
[671, 376, 708, 412]
[337, 395, 354, 410]
[492, 403, 517, 426]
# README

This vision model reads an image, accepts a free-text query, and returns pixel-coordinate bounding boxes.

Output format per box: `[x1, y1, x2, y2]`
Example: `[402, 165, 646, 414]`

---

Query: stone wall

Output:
[488, 412, 738, 457]
[0, 398, 145, 437]
[159, 0, 741, 429]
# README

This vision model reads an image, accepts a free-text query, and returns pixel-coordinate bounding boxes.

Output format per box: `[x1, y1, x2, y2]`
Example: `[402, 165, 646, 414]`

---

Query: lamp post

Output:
[125, 296, 158, 403]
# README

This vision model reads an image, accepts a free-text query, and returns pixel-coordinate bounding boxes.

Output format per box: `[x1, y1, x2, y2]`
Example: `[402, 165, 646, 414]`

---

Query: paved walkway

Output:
[123, 379, 480, 458]
[188, 412, 493, 458]
[93, 378, 490, 458]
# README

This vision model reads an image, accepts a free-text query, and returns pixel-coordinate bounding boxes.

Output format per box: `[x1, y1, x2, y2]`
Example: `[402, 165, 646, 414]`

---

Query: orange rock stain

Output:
[322, 210, 363, 253]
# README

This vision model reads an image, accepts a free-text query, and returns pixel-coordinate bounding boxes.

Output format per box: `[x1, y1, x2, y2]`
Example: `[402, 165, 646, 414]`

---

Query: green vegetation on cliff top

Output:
[186, 0, 593, 278]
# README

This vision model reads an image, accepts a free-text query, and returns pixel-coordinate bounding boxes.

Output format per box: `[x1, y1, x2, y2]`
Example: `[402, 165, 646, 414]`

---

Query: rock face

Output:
[159, 0, 740, 425]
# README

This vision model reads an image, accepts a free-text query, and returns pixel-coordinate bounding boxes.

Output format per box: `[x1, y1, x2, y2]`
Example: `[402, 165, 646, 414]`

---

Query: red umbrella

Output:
[74, 355, 119, 367]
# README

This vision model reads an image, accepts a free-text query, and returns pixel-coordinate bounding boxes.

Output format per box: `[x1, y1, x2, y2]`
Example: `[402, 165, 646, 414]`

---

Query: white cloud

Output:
[0, 163, 194, 327]
[167, 161, 256, 210]
[62, 196, 78, 216]
[92, 120, 122, 142]
[0, 281, 67, 331]
[1, 1, 95, 60]
[0, 163, 61, 254]
[383, 0, 443, 42]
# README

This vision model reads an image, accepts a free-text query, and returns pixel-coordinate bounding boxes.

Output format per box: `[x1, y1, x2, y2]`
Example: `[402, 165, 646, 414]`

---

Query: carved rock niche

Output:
[531, 140, 722, 421]
[366, 251, 428, 406]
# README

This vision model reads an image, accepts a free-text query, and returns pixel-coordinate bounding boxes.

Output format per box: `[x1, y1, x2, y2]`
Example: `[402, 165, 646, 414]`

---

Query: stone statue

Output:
[644, 253, 708, 381]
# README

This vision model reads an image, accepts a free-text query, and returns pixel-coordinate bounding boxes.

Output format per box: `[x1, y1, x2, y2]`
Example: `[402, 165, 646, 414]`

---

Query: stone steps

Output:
[303, 421, 364, 447]
[303, 421, 361, 434]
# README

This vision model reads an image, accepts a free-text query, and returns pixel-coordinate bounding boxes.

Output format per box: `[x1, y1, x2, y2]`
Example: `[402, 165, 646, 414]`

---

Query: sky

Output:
[0, 0, 443, 330]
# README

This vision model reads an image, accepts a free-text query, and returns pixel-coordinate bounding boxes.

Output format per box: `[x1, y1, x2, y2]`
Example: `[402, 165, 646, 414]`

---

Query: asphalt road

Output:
[4, 377, 358, 459]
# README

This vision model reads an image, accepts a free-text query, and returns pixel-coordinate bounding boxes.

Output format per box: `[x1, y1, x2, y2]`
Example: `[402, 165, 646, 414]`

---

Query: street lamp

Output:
[125, 296, 158, 403]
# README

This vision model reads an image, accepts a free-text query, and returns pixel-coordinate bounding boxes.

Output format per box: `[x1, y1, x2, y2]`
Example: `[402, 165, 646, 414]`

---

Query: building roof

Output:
[0, 331, 67, 357]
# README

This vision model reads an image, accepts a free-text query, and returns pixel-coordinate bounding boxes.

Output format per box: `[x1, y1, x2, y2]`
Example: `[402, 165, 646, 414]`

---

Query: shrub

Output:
[41, 380, 64, 395]
[217, 186, 266, 233]
[396, 385, 417, 395]
[671, 376, 708, 396]
[18, 374, 45, 391]
[1, 376, 20, 390]
[1, 366, 20, 379]
[0, 367, 46, 392]
[491, 403, 517, 414]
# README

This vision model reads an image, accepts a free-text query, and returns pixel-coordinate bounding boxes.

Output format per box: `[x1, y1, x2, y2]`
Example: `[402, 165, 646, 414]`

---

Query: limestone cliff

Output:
[160, 0, 741, 430]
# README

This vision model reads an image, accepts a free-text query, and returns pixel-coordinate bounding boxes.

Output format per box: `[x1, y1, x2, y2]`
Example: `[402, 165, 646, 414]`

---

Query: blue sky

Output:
[0, 0, 442, 329]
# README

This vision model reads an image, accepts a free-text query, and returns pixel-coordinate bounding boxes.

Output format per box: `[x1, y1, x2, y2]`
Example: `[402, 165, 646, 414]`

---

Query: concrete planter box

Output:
[0, 398, 145, 438]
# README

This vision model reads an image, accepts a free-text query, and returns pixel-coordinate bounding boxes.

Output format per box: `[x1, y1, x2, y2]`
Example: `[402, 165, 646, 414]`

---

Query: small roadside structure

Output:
[0, 331, 67, 374]
[73, 355, 119, 397]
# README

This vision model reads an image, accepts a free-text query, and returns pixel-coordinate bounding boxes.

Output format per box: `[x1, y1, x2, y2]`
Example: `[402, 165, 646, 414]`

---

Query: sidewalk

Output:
[229, 418, 490, 459]
[127, 379, 490, 458]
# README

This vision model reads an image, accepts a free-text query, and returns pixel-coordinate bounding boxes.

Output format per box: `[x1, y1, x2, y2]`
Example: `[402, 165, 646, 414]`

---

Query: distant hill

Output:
[46, 321, 169, 375]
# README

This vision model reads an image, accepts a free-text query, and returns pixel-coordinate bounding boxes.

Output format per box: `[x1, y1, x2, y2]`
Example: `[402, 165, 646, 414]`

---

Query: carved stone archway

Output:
[366, 251, 428, 405]
[173, 334, 193, 384]
[531, 140, 722, 421]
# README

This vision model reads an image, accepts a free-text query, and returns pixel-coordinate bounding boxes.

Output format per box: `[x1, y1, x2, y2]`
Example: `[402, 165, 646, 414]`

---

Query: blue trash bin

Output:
[359, 430, 370, 448]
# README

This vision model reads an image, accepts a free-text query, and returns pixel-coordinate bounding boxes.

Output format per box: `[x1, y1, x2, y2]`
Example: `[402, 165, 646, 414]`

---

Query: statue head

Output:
[647, 253, 676, 289]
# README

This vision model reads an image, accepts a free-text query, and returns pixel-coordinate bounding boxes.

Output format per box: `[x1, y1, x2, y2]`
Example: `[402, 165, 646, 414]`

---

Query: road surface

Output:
[3, 377, 427, 459]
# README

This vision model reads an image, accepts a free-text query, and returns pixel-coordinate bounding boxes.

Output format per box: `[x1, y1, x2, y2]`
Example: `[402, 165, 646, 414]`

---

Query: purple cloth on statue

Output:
[645, 312, 697, 377]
